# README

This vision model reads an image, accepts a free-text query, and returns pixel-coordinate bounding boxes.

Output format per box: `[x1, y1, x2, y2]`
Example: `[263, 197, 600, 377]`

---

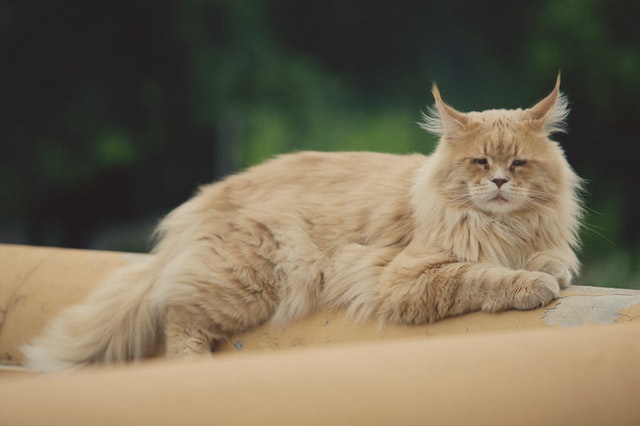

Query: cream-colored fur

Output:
[23, 76, 583, 371]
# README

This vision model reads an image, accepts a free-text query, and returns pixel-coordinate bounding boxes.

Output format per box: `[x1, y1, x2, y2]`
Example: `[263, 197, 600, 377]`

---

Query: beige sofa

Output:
[1, 244, 640, 424]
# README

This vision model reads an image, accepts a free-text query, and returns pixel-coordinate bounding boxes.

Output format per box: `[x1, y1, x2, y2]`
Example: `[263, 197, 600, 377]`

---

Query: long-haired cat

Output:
[23, 76, 582, 371]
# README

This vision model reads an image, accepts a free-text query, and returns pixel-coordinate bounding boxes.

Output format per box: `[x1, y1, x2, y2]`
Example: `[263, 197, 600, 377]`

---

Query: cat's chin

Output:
[490, 194, 509, 204]
[475, 198, 524, 216]
[469, 187, 527, 216]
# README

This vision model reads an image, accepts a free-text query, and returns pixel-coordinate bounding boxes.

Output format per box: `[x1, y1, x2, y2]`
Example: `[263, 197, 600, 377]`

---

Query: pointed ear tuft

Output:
[419, 83, 468, 136]
[527, 73, 570, 135]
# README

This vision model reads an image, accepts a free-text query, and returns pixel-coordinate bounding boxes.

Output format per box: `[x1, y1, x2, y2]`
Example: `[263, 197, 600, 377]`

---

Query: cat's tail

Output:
[22, 258, 163, 372]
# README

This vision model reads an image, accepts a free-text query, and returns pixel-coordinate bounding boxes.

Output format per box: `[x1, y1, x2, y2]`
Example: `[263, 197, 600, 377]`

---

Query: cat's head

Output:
[421, 76, 578, 217]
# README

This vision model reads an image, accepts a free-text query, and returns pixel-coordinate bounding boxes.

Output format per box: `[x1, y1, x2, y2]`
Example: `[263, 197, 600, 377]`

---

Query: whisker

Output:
[582, 205, 604, 216]
[581, 222, 615, 245]
[523, 200, 557, 216]
[512, 187, 559, 201]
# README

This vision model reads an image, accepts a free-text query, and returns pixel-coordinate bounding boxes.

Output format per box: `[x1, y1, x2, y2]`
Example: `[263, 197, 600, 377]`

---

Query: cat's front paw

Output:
[550, 266, 572, 288]
[510, 271, 560, 311]
[526, 257, 572, 288]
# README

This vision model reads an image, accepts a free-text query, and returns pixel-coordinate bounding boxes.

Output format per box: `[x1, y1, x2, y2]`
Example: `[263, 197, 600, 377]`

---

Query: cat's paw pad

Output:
[511, 271, 560, 311]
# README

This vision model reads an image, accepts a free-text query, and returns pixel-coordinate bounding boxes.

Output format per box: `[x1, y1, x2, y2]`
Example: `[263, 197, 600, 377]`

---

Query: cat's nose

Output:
[491, 178, 509, 188]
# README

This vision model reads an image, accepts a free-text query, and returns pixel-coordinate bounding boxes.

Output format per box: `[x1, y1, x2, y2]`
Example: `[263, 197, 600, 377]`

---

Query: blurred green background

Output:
[1, 0, 638, 288]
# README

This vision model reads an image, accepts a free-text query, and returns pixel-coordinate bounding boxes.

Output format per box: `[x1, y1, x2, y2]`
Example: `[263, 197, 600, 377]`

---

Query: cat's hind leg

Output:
[165, 305, 222, 359]
[155, 216, 289, 359]
[162, 279, 280, 360]
[158, 260, 282, 359]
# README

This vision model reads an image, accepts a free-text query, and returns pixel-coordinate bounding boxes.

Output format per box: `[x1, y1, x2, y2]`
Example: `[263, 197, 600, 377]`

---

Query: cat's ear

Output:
[420, 83, 468, 136]
[527, 73, 570, 135]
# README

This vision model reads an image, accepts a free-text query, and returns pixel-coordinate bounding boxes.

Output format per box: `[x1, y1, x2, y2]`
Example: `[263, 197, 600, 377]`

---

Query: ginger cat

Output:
[23, 76, 582, 371]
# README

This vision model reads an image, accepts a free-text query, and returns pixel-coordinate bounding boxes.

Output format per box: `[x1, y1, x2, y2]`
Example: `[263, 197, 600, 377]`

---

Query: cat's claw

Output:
[511, 272, 560, 311]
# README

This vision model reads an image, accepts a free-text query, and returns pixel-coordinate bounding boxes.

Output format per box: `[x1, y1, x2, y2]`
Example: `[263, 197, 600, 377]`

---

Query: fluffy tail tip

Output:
[21, 344, 79, 372]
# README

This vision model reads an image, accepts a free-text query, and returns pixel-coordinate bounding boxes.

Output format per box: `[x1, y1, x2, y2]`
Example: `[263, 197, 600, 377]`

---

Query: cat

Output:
[23, 75, 583, 371]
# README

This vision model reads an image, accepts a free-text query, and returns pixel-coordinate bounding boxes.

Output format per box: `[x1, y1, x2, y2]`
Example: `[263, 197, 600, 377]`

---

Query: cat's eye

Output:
[511, 159, 528, 167]
[471, 158, 488, 165]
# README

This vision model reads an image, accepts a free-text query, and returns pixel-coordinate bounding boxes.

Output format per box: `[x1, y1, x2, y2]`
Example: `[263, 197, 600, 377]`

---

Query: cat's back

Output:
[155, 150, 426, 253]
[208, 151, 427, 207]
[250, 150, 424, 183]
